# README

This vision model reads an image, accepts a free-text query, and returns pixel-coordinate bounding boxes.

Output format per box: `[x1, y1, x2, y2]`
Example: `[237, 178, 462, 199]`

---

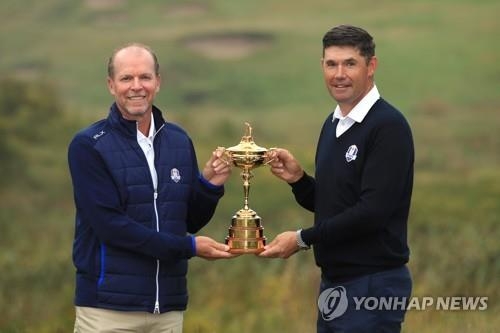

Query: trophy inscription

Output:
[220, 122, 272, 254]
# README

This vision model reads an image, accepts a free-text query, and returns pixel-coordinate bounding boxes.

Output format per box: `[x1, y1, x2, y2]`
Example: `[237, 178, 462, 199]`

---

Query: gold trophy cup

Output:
[220, 122, 272, 254]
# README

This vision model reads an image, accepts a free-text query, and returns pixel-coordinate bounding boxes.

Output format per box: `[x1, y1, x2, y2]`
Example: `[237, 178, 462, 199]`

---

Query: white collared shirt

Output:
[333, 85, 381, 138]
[137, 115, 158, 189]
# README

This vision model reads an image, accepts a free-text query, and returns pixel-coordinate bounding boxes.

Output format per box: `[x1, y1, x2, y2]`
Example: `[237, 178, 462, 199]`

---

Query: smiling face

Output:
[321, 45, 377, 116]
[107, 46, 161, 122]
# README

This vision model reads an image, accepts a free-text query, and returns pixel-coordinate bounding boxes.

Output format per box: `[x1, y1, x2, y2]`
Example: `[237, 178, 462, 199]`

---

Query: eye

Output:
[140, 74, 154, 81]
[347, 58, 360, 67]
[325, 61, 337, 68]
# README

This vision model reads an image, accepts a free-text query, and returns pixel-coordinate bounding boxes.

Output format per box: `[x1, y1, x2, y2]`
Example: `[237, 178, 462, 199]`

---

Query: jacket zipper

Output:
[152, 121, 164, 314]
[153, 190, 160, 314]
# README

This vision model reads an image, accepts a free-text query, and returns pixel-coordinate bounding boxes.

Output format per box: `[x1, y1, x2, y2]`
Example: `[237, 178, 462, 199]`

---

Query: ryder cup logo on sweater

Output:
[345, 145, 358, 162]
[318, 286, 348, 321]
[170, 168, 181, 183]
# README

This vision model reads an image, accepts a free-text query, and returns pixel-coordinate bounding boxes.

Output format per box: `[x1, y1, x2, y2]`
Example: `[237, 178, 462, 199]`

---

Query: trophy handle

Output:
[217, 147, 233, 166]
[263, 147, 277, 165]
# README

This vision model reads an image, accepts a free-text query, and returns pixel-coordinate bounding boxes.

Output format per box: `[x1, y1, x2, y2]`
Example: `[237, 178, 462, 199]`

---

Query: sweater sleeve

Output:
[289, 172, 316, 212]
[68, 135, 195, 261]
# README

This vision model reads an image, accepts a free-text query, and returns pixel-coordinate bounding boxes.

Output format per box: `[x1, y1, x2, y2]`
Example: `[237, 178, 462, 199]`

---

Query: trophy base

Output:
[225, 208, 266, 254]
[226, 238, 266, 254]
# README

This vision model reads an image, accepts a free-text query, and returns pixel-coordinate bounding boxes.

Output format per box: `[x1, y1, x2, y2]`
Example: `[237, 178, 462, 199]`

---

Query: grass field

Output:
[0, 0, 499, 332]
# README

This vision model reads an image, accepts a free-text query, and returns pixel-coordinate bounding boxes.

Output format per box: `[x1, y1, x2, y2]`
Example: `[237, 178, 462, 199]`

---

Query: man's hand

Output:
[267, 148, 304, 184]
[195, 236, 237, 260]
[258, 231, 299, 259]
[201, 147, 232, 186]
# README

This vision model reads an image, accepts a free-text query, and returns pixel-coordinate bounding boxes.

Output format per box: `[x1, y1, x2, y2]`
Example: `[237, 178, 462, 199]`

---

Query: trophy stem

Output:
[242, 168, 253, 210]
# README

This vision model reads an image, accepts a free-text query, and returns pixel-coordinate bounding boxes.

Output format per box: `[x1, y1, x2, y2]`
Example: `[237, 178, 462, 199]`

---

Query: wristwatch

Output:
[296, 229, 310, 250]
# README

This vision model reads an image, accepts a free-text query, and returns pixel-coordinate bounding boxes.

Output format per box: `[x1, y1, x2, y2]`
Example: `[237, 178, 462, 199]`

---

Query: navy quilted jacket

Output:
[68, 103, 224, 313]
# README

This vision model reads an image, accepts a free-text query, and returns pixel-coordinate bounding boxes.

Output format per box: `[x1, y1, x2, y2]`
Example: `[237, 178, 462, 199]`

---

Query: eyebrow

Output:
[118, 72, 155, 78]
[325, 57, 358, 64]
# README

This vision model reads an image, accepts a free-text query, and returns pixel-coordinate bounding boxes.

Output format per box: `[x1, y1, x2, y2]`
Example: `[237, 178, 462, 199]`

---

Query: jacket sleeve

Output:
[68, 134, 195, 261]
[185, 140, 224, 234]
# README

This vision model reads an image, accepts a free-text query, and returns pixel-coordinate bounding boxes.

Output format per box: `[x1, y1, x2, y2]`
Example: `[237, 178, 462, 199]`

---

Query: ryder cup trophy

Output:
[220, 122, 273, 254]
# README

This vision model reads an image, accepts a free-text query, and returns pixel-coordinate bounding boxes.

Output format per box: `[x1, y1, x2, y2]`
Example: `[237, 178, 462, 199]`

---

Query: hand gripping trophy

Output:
[219, 122, 273, 254]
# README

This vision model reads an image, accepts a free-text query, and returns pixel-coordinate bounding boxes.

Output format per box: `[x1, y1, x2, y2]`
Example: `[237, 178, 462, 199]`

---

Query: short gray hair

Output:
[107, 42, 160, 78]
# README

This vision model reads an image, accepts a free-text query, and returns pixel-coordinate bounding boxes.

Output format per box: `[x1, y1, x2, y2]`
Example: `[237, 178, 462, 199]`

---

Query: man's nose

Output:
[334, 65, 346, 78]
[131, 78, 142, 89]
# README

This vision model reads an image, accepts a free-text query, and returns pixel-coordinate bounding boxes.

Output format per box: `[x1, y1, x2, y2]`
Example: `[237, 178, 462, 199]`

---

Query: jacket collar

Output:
[108, 103, 166, 138]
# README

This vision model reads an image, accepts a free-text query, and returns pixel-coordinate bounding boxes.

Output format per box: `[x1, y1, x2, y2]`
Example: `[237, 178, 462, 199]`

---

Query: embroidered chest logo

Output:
[170, 168, 181, 183]
[345, 145, 358, 162]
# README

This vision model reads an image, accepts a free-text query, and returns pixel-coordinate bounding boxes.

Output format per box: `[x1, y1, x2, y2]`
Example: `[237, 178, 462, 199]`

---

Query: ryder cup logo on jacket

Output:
[170, 168, 181, 183]
[345, 145, 358, 162]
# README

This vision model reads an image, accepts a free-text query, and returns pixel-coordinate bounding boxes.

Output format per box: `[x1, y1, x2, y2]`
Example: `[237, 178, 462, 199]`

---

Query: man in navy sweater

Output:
[260, 25, 414, 332]
[68, 43, 235, 332]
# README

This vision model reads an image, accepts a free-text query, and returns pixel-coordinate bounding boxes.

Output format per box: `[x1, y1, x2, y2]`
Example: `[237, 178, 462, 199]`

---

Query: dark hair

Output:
[322, 25, 375, 63]
[107, 42, 160, 78]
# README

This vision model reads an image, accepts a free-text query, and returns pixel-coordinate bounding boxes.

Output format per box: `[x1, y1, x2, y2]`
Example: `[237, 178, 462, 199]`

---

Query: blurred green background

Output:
[0, 0, 499, 332]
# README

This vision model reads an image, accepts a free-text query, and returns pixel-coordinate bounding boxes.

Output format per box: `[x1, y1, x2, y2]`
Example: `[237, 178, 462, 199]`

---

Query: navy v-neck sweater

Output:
[292, 98, 414, 281]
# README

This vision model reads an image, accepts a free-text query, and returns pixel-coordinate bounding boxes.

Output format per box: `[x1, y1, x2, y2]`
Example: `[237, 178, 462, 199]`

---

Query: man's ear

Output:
[368, 56, 378, 78]
[107, 77, 116, 96]
[155, 74, 161, 93]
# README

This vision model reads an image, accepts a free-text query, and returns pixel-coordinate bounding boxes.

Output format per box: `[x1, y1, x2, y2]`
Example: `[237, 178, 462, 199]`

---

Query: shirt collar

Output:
[137, 114, 156, 141]
[332, 85, 380, 123]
